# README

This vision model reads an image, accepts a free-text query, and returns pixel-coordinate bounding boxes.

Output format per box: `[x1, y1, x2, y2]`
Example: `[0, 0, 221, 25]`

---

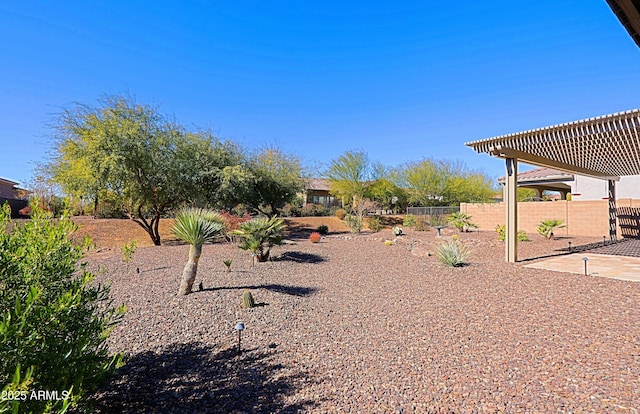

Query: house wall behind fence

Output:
[460, 199, 640, 237]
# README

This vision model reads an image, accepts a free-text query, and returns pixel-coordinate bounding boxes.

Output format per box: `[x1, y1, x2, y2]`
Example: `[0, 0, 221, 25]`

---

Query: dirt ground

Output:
[72, 215, 405, 249]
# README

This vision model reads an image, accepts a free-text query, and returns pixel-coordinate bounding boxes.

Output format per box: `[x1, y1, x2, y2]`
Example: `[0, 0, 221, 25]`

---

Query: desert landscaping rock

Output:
[84, 225, 640, 413]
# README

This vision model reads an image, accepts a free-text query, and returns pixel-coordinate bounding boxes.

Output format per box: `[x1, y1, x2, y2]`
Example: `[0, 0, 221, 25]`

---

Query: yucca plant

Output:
[231, 216, 286, 262]
[172, 208, 225, 295]
[435, 239, 471, 267]
[537, 219, 566, 239]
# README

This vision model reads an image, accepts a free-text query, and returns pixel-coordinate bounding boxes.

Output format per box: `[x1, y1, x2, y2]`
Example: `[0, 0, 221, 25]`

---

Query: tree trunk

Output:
[178, 244, 202, 295]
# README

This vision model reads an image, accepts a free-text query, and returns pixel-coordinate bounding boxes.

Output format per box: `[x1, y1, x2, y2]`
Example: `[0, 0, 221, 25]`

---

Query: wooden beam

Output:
[490, 146, 621, 181]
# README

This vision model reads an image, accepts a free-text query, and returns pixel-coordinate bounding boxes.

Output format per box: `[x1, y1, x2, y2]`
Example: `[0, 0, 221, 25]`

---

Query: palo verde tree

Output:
[399, 158, 495, 206]
[47, 95, 241, 245]
[325, 150, 370, 211]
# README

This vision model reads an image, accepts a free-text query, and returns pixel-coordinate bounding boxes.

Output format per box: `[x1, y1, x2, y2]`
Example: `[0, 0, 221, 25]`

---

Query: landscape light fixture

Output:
[568, 241, 572, 252]
[582, 257, 589, 276]
[234, 322, 245, 353]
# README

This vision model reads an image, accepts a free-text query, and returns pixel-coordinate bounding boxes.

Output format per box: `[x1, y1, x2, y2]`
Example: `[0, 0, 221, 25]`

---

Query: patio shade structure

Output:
[466, 109, 640, 262]
[606, 0, 640, 47]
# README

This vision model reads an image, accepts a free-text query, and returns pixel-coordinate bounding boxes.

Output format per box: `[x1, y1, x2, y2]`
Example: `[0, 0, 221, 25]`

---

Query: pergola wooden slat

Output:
[466, 109, 640, 262]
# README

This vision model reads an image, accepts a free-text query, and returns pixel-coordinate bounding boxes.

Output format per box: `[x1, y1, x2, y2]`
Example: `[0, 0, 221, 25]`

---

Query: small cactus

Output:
[241, 290, 255, 309]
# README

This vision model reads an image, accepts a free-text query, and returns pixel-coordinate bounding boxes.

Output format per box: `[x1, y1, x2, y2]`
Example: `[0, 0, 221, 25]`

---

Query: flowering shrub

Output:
[309, 232, 322, 243]
[219, 210, 252, 241]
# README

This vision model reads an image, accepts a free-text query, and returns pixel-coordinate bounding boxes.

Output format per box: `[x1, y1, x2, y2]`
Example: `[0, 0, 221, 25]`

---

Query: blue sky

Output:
[1, 1, 639, 187]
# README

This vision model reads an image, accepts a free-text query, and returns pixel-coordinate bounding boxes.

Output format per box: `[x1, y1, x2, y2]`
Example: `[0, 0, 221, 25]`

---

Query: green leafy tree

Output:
[400, 159, 495, 206]
[325, 150, 370, 211]
[248, 147, 305, 217]
[172, 208, 225, 295]
[364, 178, 407, 212]
[47, 95, 241, 245]
[0, 203, 124, 413]
[231, 216, 286, 262]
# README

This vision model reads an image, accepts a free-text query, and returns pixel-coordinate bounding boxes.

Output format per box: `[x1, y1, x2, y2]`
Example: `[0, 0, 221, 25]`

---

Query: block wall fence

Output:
[459, 199, 640, 238]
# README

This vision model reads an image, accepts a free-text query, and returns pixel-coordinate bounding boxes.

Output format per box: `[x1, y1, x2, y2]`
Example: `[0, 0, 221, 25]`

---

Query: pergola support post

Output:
[505, 158, 518, 262]
[608, 180, 618, 242]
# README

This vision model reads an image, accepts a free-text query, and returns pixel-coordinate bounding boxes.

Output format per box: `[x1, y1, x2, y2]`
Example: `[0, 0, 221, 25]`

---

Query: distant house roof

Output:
[607, 0, 640, 48]
[497, 167, 573, 184]
[0, 177, 19, 187]
[305, 178, 331, 191]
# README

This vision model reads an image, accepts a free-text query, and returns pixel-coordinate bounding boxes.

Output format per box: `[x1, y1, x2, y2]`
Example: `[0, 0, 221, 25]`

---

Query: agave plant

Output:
[435, 239, 471, 267]
[172, 208, 225, 295]
[537, 219, 566, 239]
[231, 216, 285, 262]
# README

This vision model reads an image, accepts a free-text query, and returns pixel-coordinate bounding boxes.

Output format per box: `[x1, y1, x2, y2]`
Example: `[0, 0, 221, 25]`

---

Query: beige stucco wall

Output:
[460, 199, 640, 237]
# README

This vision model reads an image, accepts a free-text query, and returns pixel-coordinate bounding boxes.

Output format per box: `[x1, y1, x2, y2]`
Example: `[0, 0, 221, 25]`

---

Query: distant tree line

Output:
[39, 95, 497, 246]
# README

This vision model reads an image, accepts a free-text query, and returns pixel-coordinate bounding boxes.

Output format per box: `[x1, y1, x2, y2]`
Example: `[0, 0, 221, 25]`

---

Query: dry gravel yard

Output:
[83, 221, 640, 413]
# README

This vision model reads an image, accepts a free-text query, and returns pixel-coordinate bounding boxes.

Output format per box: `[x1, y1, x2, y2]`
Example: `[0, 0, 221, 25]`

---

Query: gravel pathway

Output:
[86, 229, 640, 413]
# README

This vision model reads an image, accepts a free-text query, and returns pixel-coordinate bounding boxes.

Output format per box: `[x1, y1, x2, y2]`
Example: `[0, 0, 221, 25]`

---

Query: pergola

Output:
[466, 109, 640, 262]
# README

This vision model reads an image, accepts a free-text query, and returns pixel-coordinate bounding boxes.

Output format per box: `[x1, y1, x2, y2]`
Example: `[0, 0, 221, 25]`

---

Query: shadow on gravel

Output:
[275, 251, 326, 264]
[88, 342, 318, 414]
[200, 283, 317, 297]
[519, 239, 630, 262]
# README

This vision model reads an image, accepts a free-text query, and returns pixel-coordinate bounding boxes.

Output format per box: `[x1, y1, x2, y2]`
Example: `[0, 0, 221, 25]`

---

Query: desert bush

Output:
[495, 224, 529, 242]
[316, 224, 329, 235]
[335, 208, 347, 220]
[413, 219, 430, 232]
[435, 239, 471, 267]
[232, 216, 286, 262]
[120, 239, 137, 263]
[367, 216, 383, 232]
[309, 232, 322, 243]
[219, 210, 252, 242]
[402, 214, 416, 227]
[448, 212, 478, 232]
[392, 226, 403, 236]
[537, 219, 566, 239]
[301, 203, 326, 217]
[0, 204, 125, 413]
[344, 214, 363, 233]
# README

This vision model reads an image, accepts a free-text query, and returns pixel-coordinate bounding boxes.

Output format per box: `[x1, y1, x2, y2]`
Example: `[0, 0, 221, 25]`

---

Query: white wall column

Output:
[505, 158, 518, 262]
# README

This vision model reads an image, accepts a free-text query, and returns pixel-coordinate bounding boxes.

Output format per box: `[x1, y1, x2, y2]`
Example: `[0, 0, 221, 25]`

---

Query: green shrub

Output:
[435, 240, 471, 267]
[0, 203, 125, 413]
[402, 214, 416, 227]
[448, 212, 478, 232]
[367, 216, 382, 232]
[120, 239, 137, 263]
[335, 209, 347, 220]
[316, 224, 329, 235]
[231, 216, 286, 262]
[344, 214, 363, 233]
[495, 224, 529, 242]
[537, 219, 566, 239]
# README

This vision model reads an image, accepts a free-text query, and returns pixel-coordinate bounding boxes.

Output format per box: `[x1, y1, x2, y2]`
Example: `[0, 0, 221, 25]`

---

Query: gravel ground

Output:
[85, 227, 640, 413]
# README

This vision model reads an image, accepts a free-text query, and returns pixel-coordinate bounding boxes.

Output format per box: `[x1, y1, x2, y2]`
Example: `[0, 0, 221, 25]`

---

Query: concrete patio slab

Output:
[524, 253, 640, 282]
